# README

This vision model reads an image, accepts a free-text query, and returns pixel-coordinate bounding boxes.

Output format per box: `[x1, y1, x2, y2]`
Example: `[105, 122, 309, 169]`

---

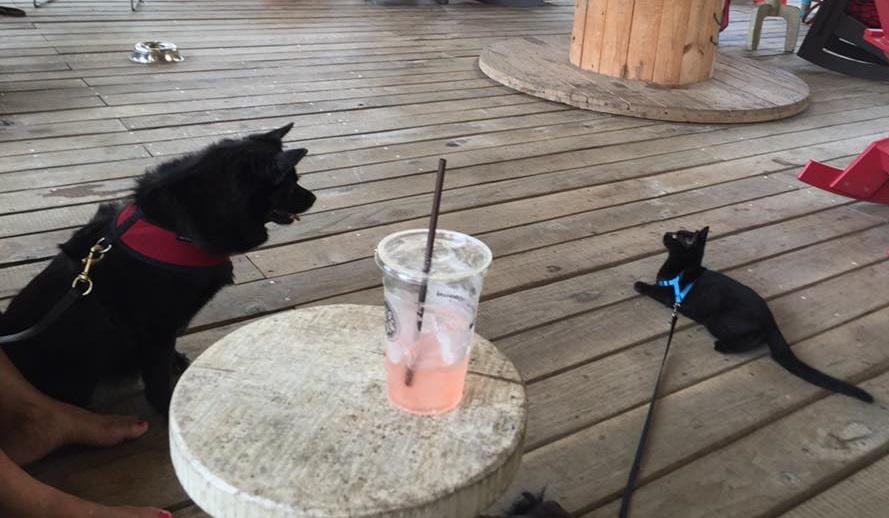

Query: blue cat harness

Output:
[657, 272, 695, 307]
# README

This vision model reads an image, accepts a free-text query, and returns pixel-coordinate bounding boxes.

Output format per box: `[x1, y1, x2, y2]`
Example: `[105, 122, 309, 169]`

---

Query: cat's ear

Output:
[253, 123, 294, 142]
[697, 226, 710, 243]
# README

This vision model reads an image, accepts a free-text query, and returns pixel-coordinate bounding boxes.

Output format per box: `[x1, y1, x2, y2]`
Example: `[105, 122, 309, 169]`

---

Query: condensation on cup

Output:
[375, 229, 492, 415]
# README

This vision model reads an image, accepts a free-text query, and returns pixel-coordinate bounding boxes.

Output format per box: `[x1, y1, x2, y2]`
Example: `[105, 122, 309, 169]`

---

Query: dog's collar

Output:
[112, 204, 230, 269]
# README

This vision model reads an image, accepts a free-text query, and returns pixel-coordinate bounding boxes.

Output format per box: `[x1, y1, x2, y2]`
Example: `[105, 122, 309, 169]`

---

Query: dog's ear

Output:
[276, 148, 308, 170]
[273, 148, 309, 182]
[253, 123, 294, 142]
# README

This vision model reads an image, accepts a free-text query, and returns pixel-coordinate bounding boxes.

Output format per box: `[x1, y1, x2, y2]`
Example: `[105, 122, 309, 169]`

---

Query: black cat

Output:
[634, 226, 873, 403]
[0, 123, 316, 414]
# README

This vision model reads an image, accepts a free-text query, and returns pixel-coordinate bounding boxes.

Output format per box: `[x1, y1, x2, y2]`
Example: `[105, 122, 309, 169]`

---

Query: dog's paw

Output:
[633, 281, 648, 294]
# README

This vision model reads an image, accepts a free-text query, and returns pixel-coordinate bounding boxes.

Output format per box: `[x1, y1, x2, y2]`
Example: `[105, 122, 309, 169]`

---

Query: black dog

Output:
[0, 123, 315, 414]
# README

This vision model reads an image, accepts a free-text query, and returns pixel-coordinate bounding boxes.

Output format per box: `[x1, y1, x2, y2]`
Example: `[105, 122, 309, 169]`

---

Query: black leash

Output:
[0, 239, 110, 345]
[618, 303, 681, 518]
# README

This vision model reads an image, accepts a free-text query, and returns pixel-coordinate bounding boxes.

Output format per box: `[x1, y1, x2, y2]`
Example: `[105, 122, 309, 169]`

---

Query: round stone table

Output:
[169, 304, 527, 518]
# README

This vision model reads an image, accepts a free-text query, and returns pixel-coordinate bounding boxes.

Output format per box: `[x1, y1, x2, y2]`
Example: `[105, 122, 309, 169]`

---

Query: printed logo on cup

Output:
[384, 300, 398, 341]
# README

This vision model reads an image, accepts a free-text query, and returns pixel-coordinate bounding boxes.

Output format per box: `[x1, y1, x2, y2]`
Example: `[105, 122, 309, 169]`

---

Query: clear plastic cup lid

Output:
[375, 229, 493, 284]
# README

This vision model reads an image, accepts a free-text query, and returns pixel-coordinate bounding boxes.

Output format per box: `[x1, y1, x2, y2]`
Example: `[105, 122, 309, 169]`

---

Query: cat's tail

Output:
[766, 326, 874, 403]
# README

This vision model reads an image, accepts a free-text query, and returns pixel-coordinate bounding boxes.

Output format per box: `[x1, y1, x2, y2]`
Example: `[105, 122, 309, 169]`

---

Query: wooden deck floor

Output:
[3, 0, 889, 516]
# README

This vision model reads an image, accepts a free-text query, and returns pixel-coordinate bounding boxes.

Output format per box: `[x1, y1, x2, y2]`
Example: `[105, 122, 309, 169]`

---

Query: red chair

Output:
[798, 137, 889, 205]
[863, 0, 889, 56]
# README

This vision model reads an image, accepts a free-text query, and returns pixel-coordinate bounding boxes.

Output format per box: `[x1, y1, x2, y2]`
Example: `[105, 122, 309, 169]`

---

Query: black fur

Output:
[505, 491, 571, 517]
[634, 226, 873, 403]
[0, 124, 315, 414]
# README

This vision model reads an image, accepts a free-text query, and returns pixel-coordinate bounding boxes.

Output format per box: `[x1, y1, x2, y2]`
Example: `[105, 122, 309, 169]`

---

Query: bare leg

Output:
[0, 350, 170, 516]
[0, 350, 147, 465]
[0, 448, 170, 518]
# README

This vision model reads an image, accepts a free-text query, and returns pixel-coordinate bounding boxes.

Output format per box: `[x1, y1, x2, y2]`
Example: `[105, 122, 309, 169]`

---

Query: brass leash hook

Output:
[71, 238, 112, 296]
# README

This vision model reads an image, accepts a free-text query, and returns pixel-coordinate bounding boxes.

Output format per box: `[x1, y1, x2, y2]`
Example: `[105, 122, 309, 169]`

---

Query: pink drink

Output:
[386, 355, 469, 415]
[376, 229, 492, 416]
[385, 308, 473, 415]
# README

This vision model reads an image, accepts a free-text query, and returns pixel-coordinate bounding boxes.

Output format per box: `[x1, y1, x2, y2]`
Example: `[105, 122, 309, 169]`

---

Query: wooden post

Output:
[570, 0, 724, 86]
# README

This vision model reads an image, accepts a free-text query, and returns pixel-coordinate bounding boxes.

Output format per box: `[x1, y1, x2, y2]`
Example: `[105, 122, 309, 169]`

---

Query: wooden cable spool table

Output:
[478, 0, 810, 123]
[169, 304, 527, 518]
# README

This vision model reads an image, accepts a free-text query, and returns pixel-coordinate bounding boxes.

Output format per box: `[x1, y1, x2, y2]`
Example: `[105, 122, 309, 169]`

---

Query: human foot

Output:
[0, 351, 148, 466]
[0, 397, 149, 466]
[0, 449, 170, 518]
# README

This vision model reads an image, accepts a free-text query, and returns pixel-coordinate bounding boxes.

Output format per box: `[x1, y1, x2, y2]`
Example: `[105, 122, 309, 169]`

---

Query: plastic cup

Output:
[375, 229, 493, 415]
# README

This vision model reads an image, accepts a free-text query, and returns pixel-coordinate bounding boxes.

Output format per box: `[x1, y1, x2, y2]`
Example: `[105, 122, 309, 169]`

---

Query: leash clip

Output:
[72, 238, 112, 296]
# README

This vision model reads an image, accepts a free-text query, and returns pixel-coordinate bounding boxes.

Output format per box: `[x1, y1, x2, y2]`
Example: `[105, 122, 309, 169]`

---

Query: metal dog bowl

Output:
[130, 41, 183, 64]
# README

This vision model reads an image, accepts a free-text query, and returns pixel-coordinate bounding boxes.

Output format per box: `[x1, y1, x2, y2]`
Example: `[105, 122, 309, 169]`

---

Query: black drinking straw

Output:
[405, 158, 447, 386]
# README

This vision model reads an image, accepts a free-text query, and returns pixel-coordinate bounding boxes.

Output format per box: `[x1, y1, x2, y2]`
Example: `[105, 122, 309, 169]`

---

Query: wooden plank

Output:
[677, 0, 708, 85]
[97, 70, 487, 106]
[625, 0, 663, 82]
[85, 58, 494, 94]
[0, 100, 565, 158]
[1, 49, 490, 84]
[0, 78, 87, 92]
[579, 0, 608, 70]
[569, 0, 590, 67]
[122, 87, 515, 130]
[597, 0, 636, 79]
[779, 454, 889, 518]
[652, 0, 694, 85]
[149, 107, 597, 157]
[0, 144, 150, 174]
[4, 78, 498, 126]
[0, 119, 127, 144]
[585, 364, 889, 518]
[0, 95, 105, 115]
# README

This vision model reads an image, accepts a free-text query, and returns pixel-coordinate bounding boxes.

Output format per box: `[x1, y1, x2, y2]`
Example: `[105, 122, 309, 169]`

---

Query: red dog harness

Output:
[113, 204, 229, 268]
